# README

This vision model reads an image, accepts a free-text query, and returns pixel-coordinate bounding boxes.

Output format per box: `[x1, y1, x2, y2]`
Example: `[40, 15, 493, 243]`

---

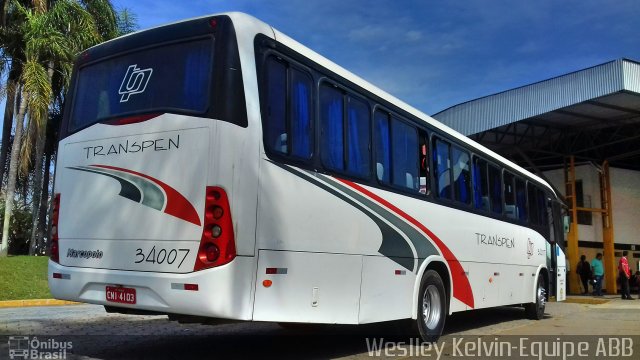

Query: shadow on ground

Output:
[59, 306, 538, 359]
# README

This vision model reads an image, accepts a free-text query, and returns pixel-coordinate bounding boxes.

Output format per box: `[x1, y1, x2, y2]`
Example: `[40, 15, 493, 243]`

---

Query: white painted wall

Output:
[610, 167, 640, 247]
[543, 165, 640, 247]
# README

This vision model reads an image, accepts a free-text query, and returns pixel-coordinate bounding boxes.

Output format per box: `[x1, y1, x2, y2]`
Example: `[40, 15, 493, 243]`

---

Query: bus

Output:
[48, 12, 566, 341]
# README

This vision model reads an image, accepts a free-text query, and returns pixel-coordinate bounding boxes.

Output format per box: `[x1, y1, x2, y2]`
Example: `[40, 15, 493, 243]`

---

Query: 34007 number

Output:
[134, 247, 190, 268]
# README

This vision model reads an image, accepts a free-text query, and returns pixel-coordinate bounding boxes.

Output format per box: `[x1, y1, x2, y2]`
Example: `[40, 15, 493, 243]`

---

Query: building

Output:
[433, 58, 640, 294]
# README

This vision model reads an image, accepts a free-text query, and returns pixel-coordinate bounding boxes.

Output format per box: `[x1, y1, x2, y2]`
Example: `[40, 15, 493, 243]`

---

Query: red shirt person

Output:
[618, 251, 633, 300]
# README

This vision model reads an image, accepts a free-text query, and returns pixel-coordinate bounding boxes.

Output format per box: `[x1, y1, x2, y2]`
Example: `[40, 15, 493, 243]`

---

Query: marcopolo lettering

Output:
[67, 248, 104, 259]
[83, 134, 179, 159]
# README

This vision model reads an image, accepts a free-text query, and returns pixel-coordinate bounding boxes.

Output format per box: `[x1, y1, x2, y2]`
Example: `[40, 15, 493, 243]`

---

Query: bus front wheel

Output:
[525, 275, 546, 320]
[413, 269, 447, 342]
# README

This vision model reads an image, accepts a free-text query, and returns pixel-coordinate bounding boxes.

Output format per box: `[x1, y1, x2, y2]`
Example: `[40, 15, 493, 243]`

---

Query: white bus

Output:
[49, 12, 566, 341]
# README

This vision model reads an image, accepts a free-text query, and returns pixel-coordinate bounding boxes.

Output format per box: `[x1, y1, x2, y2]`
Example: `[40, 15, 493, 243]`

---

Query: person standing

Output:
[577, 255, 592, 295]
[591, 253, 604, 296]
[618, 251, 633, 300]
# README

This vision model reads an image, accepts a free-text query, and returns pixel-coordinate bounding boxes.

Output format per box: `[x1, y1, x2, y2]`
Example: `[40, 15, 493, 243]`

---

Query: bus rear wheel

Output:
[525, 275, 546, 320]
[413, 270, 447, 342]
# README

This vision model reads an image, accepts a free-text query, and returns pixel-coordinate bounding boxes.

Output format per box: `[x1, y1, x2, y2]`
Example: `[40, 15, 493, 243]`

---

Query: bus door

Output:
[548, 200, 567, 301]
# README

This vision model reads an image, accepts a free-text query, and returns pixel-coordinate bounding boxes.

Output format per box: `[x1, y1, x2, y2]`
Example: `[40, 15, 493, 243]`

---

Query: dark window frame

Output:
[471, 155, 491, 212]
[318, 80, 372, 179]
[451, 144, 471, 205]
[255, 34, 558, 238]
[68, 35, 217, 134]
[372, 107, 421, 194]
[432, 136, 452, 201]
[261, 53, 316, 163]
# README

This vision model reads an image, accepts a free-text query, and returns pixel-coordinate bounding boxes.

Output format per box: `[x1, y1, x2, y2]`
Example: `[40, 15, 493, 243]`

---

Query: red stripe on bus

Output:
[93, 165, 201, 226]
[335, 178, 475, 309]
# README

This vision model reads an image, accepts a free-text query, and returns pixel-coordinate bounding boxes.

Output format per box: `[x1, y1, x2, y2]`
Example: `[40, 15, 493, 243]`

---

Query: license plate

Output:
[106, 286, 136, 304]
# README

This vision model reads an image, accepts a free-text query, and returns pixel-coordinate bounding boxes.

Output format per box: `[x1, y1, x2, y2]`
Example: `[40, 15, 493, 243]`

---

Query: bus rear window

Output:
[70, 38, 213, 131]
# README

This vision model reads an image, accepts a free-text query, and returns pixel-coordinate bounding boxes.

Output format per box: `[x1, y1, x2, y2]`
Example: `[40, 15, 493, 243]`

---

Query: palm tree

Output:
[1, 0, 120, 256]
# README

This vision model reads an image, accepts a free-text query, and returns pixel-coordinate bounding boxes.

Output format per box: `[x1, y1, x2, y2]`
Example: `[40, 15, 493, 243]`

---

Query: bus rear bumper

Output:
[47, 256, 256, 320]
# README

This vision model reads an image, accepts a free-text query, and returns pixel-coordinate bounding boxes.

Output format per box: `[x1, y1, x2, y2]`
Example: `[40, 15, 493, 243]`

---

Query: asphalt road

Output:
[1, 298, 639, 359]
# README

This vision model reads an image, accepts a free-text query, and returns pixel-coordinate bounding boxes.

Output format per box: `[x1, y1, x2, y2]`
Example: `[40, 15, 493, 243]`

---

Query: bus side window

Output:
[289, 69, 313, 158]
[346, 96, 370, 177]
[433, 138, 451, 199]
[528, 183, 539, 225]
[419, 133, 430, 195]
[538, 188, 548, 225]
[452, 145, 470, 205]
[391, 118, 419, 191]
[265, 58, 287, 154]
[515, 177, 527, 221]
[504, 171, 516, 219]
[374, 111, 391, 184]
[264, 58, 313, 159]
[473, 157, 490, 211]
[488, 164, 502, 214]
[320, 84, 345, 170]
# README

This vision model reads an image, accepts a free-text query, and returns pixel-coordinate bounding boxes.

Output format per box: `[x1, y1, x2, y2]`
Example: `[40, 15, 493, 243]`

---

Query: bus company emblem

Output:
[67, 164, 201, 226]
[119, 64, 153, 102]
[527, 239, 534, 259]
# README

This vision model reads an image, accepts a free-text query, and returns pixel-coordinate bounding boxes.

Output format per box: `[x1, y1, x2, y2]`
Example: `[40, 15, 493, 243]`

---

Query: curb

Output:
[0, 299, 80, 308]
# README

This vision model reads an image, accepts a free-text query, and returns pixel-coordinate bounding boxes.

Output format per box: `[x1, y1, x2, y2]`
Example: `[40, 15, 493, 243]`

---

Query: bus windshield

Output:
[70, 37, 214, 132]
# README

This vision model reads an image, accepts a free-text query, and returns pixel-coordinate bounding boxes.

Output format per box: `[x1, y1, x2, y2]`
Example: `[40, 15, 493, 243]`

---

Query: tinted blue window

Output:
[473, 158, 490, 211]
[434, 139, 451, 199]
[320, 85, 344, 171]
[392, 119, 418, 191]
[374, 112, 391, 183]
[504, 172, 516, 219]
[346, 97, 370, 176]
[528, 183, 539, 225]
[538, 189, 548, 224]
[290, 69, 313, 158]
[265, 59, 287, 154]
[72, 38, 213, 131]
[516, 178, 527, 221]
[488, 165, 502, 214]
[452, 146, 470, 204]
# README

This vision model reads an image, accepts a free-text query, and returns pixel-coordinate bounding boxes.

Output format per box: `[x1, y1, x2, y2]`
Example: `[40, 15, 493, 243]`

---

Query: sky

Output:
[2, 0, 639, 139]
[107, 0, 640, 116]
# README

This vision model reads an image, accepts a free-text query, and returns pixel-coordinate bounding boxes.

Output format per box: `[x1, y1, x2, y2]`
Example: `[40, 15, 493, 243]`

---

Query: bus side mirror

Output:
[563, 215, 570, 234]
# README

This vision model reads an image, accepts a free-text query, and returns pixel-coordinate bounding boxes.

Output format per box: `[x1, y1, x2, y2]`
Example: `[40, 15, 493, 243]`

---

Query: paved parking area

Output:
[1, 297, 639, 359]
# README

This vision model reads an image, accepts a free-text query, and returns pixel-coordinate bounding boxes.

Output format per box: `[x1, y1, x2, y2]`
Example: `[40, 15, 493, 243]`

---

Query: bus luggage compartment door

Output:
[253, 250, 362, 324]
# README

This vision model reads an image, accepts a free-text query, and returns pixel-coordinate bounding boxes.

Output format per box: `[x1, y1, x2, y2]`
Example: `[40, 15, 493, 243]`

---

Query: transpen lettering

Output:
[83, 135, 180, 159]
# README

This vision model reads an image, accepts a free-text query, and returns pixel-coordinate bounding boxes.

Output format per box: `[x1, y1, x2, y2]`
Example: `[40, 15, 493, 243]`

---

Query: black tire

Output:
[525, 275, 546, 320]
[412, 270, 447, 342]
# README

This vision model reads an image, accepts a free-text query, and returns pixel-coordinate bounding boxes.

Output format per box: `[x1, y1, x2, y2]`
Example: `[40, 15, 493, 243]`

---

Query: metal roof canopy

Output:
[433, 59, 640, 171]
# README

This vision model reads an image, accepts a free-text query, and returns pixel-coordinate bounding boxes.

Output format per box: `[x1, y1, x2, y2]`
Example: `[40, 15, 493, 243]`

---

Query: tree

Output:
[1, 0, 123, 256]
[116, 7, 137, 35]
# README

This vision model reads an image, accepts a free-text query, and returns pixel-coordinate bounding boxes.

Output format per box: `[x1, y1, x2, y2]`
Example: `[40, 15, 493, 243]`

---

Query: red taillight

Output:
[50, 193, 61, 263]
[194, 187, 236, 271]
[203, 243, 220, 262]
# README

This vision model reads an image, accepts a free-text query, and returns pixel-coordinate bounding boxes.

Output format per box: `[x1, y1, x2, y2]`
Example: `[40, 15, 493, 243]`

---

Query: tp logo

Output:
[119, 64, 153, 102]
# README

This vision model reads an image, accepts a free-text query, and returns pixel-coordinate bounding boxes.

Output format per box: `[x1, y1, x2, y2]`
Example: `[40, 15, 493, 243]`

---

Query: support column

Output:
[565, 156, 581, 295]
[601, 161, 617, 294]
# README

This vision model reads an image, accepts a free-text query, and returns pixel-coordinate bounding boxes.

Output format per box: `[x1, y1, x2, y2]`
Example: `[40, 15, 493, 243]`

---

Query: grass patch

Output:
[0, 255, 52, 300]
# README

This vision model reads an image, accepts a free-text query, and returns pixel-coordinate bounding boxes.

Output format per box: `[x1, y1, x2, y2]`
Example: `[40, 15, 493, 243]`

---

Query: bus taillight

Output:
[194, 187, 236, 271]
[50, 193, 61, 263]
